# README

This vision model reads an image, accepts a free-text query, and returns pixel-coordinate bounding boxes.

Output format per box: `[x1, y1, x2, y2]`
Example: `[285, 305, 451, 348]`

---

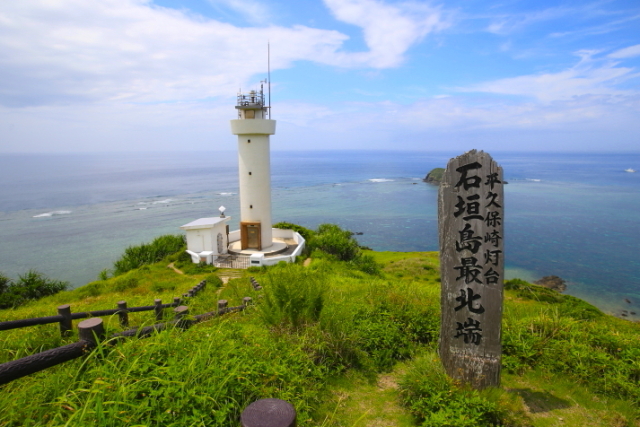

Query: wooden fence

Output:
[0, 297, 254, 386]
[0, 277, 265, 386]
[0, 280, 207, 336]
[1, 275, 299, 426]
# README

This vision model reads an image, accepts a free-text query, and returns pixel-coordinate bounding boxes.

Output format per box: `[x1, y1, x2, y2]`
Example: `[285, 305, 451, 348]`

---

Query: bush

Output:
[113, 234, 186, 276]
[504, 278, 529, 290]
[311, 224, 361, 262]
[349, 253, 381, 275]
[0, 270, 68, 309]
[259, 265, 326, 331]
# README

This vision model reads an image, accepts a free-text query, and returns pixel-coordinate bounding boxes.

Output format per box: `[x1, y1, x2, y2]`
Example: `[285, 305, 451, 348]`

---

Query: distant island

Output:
[423, 167, 445, 184]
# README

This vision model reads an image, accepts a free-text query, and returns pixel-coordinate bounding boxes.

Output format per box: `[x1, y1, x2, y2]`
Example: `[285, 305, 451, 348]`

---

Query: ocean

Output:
[0, 150, 639, 317]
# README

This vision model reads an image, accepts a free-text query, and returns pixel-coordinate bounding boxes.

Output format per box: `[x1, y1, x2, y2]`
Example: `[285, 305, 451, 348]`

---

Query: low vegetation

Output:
[0, 228, 638, 426]
[112, 234, 186, 276]
[0, 270, 68, 309]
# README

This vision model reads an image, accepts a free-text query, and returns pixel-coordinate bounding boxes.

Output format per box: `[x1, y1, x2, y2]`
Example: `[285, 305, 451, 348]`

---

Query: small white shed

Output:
[180, 216, 231, 264]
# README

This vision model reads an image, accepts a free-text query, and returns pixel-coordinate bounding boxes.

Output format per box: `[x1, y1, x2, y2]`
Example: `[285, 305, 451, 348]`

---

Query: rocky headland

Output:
[423, 167, 445, 185]
[534, 275, 567, 292]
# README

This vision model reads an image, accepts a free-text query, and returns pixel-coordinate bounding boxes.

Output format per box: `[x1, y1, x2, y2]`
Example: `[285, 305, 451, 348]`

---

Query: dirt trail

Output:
[167, 262, 184, 275]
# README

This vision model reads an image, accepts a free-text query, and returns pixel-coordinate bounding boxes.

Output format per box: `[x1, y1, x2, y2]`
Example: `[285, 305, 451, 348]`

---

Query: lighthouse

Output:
[230, 85, 276, 251]
[180, 83, 306, 268]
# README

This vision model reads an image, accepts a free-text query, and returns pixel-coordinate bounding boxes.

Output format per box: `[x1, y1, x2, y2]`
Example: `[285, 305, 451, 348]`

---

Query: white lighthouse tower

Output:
[180, 81, 306, 267]
[229, 85, 278, 251]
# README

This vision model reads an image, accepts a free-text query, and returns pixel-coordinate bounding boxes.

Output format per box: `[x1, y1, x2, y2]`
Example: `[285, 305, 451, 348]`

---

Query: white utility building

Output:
[180, 212, 231, 264]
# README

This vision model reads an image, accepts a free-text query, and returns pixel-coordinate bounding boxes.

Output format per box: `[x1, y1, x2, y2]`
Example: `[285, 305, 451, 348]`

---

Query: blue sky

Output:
[1, 0, 639, 152]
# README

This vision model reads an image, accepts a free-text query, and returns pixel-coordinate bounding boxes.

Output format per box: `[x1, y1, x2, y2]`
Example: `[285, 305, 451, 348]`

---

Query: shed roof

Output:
[180, 216, 231, 230]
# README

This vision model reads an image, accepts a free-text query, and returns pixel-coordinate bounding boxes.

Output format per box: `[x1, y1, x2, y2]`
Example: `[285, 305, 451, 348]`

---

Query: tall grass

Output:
[259, 264, 326, 331]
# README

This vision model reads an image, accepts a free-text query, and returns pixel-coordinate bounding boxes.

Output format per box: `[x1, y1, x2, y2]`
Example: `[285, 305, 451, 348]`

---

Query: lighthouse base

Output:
[227, 239, 288, 256]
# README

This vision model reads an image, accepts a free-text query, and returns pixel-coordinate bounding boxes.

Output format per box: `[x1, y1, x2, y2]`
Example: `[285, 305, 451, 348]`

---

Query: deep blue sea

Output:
[0, 151, 639, 317]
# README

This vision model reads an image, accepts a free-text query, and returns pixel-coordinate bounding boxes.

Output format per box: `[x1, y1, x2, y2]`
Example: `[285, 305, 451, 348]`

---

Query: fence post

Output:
[240, 398, 296, 427]
[58, 304, 72, 337]
[154, 299, 163, 321]
[218, 300, 228, 314]
[173, 297, 181, 306]
[78, 318, 105, 346]
[117, 301, 129, 327]
[174, 305, 189, 320]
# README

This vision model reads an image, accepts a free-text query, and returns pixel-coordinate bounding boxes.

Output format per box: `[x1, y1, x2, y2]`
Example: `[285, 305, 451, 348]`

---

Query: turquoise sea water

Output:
[0, 151, 638, 317]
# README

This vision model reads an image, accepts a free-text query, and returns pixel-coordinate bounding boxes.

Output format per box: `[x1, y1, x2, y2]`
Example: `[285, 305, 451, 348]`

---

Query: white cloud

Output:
[271, 93, 640, 152]
[322, 0, 450, 67]
[609, 44, 640, 59]
[207, 0, 272, 25]
[485, 6, 574, 35]
[0, 0, 452, 109]
[0, 0, 354, 107]
[459, 51, 639, 103]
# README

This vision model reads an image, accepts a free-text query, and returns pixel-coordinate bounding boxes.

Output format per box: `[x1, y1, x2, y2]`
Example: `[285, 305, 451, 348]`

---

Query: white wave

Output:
[136, 207, 147, 210]
[218, 192, 236, 196]
[368, 178, 394, 183]
[525, 178, 541, 182]
[152, 199, 173, 204]
[33, 210, 72, 218]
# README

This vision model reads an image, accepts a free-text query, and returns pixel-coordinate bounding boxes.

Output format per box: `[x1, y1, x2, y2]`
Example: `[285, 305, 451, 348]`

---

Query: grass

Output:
[0, 241, 639, 426]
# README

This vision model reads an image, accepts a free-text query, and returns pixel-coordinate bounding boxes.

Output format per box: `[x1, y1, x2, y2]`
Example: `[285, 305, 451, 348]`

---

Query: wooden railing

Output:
[0, 280, 207, 336]
[0, 297, 253, 386]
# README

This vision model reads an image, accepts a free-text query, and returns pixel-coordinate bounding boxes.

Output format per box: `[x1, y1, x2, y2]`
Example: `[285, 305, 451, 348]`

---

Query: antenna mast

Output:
[268, 42, 271, 119]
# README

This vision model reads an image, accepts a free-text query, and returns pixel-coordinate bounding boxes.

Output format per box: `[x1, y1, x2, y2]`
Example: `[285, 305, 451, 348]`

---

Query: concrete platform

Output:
[228, 239, 288, 256]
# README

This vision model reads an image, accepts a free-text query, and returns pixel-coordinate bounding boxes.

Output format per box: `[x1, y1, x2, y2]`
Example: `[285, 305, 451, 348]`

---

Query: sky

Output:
[1, 0, 639, 153]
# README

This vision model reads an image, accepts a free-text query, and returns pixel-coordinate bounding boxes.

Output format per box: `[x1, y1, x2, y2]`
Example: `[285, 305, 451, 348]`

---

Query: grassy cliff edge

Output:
[0, 240, 638, 427]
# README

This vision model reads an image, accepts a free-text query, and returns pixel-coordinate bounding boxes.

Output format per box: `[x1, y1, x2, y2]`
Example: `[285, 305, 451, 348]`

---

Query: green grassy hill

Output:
[0, 244, 638, 426]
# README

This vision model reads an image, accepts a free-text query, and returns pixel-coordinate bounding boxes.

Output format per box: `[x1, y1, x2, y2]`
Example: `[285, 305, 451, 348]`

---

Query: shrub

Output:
[312, 223, 361, 262]
[113, 234, 186, 276]
[349, 253, 381, 275]
[98, 269, 110, 281]
[0, 270, 68, 309]
[504, 278, 529, 290]
[0, 272, 10, 294]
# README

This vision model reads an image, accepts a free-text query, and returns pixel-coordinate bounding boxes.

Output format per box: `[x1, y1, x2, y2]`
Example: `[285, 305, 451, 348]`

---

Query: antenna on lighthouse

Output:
[268, 42, 271, 119]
